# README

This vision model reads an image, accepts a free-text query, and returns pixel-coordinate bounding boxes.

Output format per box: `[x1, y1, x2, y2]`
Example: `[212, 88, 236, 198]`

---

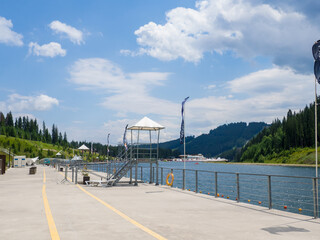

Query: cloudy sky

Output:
[1, 0, 319, 144]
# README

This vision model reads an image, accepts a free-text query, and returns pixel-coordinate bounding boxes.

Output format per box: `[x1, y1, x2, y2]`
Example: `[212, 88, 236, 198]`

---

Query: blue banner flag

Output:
[123, 124, 128, 150]
[180, 97, 189, 144]
[312, 40, 320, 84]
[315, 59, 320, 84]
[312, 40, 320, 61]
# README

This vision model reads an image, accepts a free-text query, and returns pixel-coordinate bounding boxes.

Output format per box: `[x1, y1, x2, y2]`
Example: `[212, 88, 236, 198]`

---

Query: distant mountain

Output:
[160, 122, 268, 158]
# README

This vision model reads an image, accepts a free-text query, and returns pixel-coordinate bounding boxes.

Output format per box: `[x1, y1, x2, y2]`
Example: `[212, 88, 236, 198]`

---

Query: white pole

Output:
[184, 109, 186, 170]
[183, 103, 186, 189]
[316, 78, 318, 178]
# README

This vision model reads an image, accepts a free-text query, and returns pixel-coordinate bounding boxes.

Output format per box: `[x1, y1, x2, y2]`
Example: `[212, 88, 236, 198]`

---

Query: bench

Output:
[85, 178, 116, 187]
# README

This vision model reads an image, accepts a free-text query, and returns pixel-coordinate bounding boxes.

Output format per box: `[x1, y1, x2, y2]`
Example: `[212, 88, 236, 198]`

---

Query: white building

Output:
[14, 156, 26, 167]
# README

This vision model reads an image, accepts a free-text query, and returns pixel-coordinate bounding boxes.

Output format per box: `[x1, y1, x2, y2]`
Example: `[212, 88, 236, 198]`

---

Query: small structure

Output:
[78, 144, 89, 159]
[14, 156, 26, 168]
[71, 155, 82, 161]
[55, 151, 62, 157]
[78, 144, 89, 151]
[128, 116, 165, 186]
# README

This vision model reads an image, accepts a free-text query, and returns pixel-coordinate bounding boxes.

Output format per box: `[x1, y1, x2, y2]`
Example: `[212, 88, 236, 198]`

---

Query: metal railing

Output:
[47, 160, 319, 218]
[135, 166, 319, 218]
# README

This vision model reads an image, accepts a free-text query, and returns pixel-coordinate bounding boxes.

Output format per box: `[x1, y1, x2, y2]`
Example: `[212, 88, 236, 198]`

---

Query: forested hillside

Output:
[159, 122, 267, 158]
[239, 99, 319, 163]
[0, 111, 119, 159]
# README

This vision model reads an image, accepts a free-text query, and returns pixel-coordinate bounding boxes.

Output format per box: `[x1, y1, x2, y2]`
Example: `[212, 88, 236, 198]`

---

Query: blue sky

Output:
[0, 0, 320, 145]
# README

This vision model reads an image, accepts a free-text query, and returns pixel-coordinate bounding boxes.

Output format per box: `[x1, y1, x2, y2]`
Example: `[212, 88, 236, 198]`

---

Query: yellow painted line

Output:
[43, 169, 60, 240]
[76, 184, 167, 240]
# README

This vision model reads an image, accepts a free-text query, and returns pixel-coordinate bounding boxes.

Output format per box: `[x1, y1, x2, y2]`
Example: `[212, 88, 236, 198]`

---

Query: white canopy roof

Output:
[78, 144, 89, 150]
[128, 116, 165, 131]
[71, 155, 82, 161]
[55, 152, 62, 156]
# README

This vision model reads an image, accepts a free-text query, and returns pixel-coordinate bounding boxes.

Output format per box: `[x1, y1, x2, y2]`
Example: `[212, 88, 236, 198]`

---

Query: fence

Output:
[48, 160, 319, 218]
[133, 165, 319, 218]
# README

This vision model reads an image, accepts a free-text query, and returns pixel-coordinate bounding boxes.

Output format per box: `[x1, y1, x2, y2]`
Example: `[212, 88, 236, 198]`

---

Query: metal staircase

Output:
[108, 145, 135, 184]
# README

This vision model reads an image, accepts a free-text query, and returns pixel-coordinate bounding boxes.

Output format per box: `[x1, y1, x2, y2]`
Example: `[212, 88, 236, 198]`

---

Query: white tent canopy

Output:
[56, 151, 62, 156]
[78, 144, 89, 150]
[128, 116, 165, 131]
[71, 155, 82, 161]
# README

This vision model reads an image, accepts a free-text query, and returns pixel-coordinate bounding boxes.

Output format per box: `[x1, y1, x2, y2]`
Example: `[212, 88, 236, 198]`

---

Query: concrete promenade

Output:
[1, 165, 320, 240]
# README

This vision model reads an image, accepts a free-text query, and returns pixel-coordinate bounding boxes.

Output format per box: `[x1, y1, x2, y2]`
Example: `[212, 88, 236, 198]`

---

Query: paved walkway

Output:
[1, 165, 320, 240]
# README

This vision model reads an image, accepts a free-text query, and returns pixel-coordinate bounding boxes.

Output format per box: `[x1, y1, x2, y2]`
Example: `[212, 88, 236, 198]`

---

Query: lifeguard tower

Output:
[108, 116, 165, 186]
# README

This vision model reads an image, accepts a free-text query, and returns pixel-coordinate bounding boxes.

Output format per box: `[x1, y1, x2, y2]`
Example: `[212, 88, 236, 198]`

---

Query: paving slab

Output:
[1, 165, 320, 240]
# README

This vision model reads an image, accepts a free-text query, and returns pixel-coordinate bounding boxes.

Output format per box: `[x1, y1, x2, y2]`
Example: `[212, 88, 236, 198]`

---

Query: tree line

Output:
[239, 98, 320, 163]
[0, 111, 172, 159]
[0, 111, 68, 148]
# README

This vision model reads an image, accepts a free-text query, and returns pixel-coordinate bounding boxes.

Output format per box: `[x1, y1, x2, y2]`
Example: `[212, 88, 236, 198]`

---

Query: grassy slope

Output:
[243, 147, 318, 165]
[0, 135, 88, 159]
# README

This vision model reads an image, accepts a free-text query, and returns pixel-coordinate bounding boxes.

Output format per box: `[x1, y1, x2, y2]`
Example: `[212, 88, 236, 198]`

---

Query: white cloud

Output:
[0, 16, 23, 46]
[69, 57, 313, 141]
[69, 58, 178, 116]
[28, 42, 66, 57]
[134, 0, 319, 71]
[49, 20, 84, 45]
[2, 94, 59, 112]
[187, 66, 313, 135]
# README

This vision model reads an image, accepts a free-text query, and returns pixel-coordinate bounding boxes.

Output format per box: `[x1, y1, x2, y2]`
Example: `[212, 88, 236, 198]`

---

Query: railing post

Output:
[215, 172, 218, 197]
[161, 168, 163, 185]
[75, 167, 78, 184]
[183, 169, 186, 190]
[65, 165, 67, 180]
[195, 170, 198, 193]
[72, 167, 74, 182]
[141, 167, 143, 182]
[313, 178, 318, 218]
[129, 165, 132, 184]
[153, 167, 155, 183]
[149, 163, 153, 184]
[171, 169, 173, 188]
[268, 175, 272, 209]
[236, 173, 240, 202]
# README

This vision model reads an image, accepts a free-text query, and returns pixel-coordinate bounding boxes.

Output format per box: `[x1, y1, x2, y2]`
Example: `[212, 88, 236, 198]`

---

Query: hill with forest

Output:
[159, 122, 268, 158]
[238, 98, 320, 164]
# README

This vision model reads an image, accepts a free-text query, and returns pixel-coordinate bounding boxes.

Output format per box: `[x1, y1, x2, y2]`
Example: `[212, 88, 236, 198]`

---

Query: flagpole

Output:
[184, 106, 186, 171]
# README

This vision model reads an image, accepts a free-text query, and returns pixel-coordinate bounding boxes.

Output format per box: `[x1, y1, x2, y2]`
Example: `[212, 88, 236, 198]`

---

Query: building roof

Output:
[78, 144, 89, 150]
